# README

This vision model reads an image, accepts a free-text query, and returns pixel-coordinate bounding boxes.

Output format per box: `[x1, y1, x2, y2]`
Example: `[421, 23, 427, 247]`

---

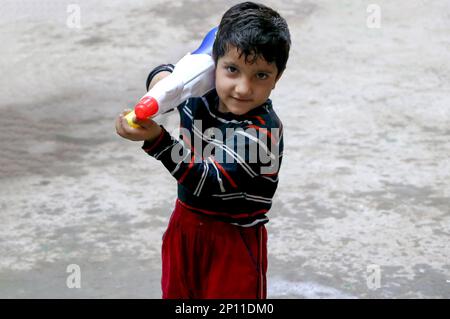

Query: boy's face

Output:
[215, 45, 282, 115]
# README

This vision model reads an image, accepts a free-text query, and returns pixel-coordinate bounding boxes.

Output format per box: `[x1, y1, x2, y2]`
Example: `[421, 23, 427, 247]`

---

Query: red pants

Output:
[161, 200, 267, 299]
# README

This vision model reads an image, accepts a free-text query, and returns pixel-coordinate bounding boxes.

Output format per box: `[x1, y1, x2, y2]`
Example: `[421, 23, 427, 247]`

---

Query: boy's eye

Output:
[256, 73, 269, 80]
[226, 66, 238, 73]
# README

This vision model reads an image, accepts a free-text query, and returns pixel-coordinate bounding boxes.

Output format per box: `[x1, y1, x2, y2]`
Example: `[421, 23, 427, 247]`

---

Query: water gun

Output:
[126, 26, 218, 128]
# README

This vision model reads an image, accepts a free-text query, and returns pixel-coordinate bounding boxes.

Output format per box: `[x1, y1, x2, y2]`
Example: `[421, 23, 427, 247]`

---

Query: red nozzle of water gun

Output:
[134, 96, 159, 121]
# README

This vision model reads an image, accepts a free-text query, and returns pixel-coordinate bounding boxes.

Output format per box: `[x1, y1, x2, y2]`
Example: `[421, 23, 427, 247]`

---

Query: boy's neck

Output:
[217, 101, 228, 114]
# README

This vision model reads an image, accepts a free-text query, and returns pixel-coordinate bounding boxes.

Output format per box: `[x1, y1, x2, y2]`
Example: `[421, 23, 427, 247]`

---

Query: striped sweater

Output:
[142, 89, 284, 227]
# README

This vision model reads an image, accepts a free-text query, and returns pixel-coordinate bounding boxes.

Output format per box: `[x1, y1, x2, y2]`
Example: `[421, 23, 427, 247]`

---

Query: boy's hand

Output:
[115, 109, 162, 142]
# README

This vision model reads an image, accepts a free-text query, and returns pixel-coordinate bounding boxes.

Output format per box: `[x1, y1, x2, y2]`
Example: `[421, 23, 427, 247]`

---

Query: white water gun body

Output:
[126, 27, 217, 128]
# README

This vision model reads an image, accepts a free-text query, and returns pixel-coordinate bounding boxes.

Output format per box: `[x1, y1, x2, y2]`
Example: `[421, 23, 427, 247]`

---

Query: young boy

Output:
[115, 2, 290, 299]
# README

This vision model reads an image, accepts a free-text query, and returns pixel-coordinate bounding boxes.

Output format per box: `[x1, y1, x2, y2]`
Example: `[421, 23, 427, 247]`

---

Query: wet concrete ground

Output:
[0, 0, 449, 298]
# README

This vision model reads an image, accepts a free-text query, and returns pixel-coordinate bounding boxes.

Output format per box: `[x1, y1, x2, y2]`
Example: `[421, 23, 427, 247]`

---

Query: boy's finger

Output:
[134, 117, 156, 129]
[115, 114, 126, 137]
[122, 108, 132, 116]
[120, 114, 140, 135]
[119, 114, 130, 133]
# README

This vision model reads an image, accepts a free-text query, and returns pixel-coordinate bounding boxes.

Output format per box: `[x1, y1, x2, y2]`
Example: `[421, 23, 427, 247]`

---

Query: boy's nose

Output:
[234, 78, 252, 97]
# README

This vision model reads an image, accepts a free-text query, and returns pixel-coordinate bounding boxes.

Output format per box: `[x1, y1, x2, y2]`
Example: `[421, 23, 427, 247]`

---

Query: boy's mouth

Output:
[232, 96, 252, 102]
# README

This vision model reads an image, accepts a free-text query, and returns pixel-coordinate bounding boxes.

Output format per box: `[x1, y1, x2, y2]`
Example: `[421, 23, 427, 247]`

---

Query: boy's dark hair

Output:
[213, 2, 291, 76]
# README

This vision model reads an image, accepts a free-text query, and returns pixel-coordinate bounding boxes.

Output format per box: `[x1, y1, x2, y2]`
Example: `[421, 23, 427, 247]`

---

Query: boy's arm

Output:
[148, 71, 171, 90]
[142, 122, 283, 195]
